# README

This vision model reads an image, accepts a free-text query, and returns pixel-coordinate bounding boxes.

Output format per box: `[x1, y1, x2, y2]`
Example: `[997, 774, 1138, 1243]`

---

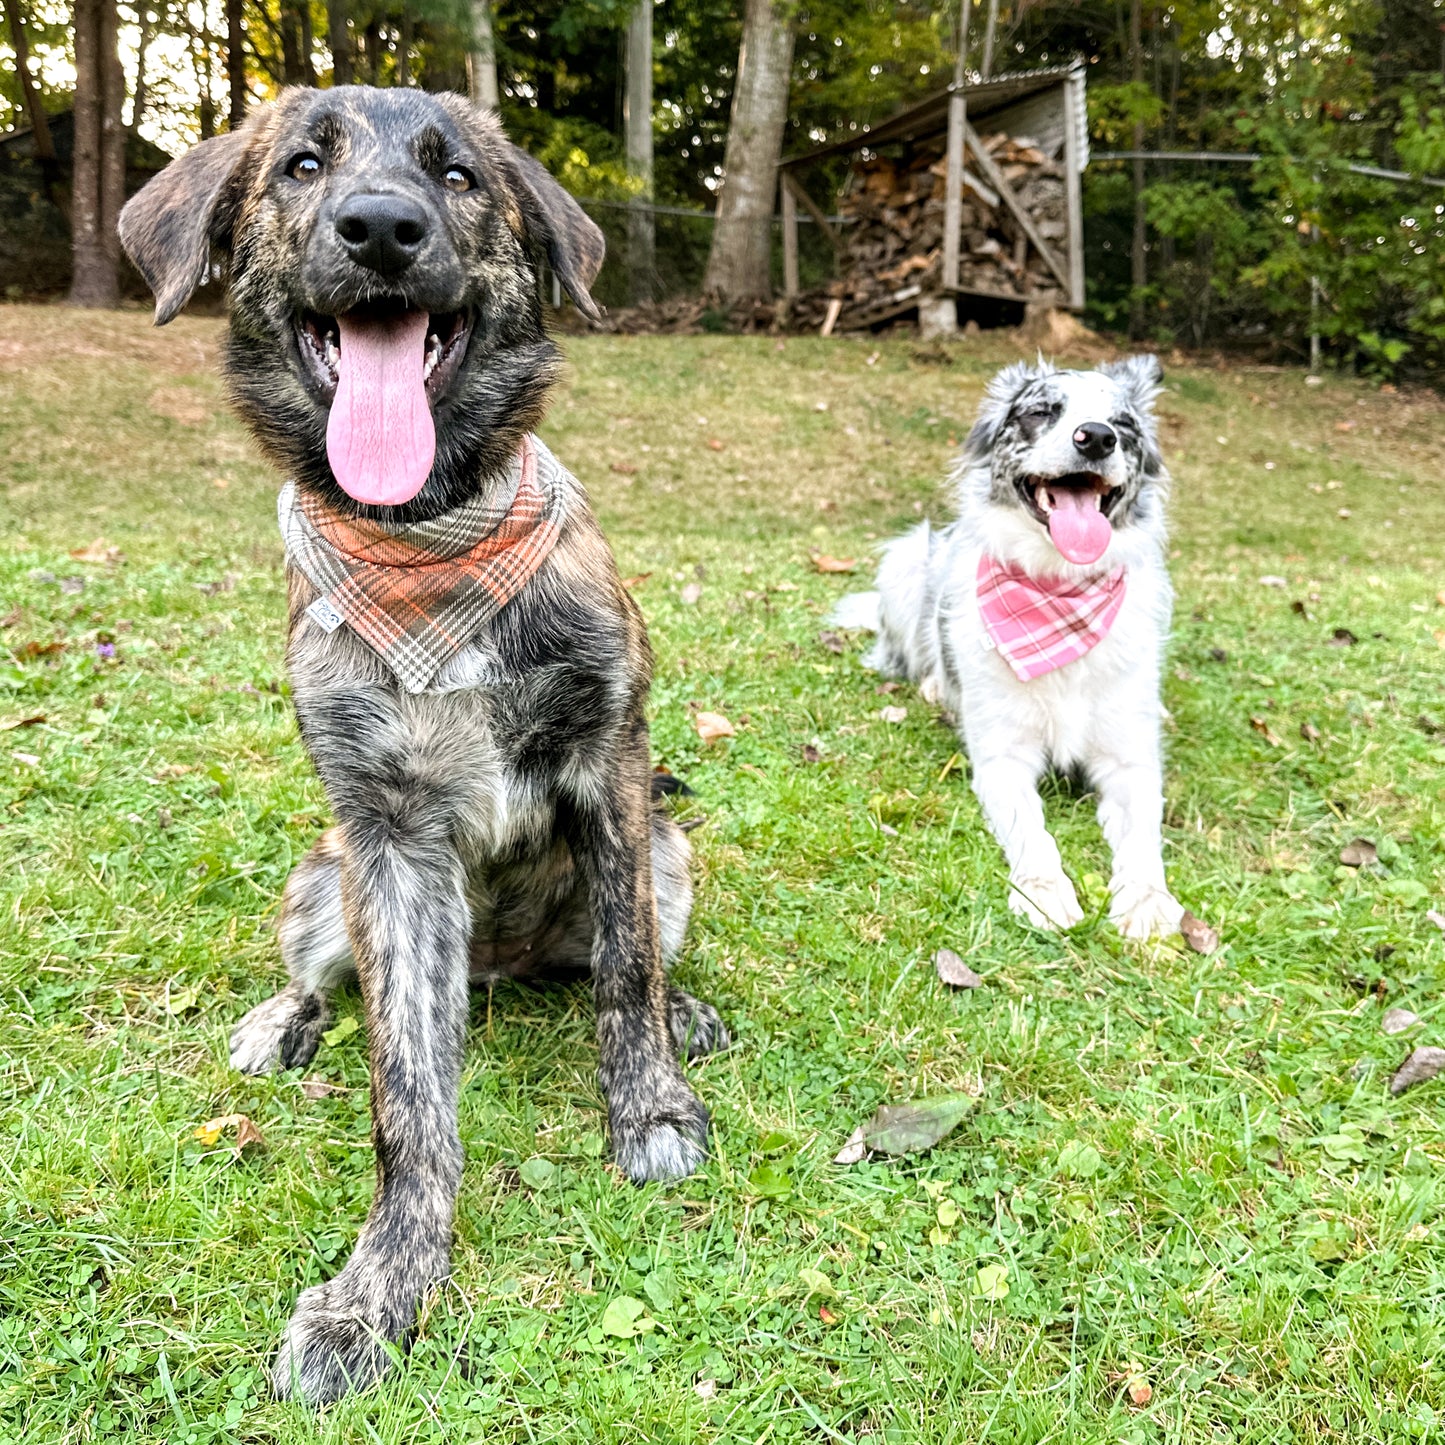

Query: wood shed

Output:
[778, 61, 1088, 333]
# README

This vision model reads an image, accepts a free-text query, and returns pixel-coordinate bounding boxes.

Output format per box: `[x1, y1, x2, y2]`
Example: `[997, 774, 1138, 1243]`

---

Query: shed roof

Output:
[780, 60, 1088, 173]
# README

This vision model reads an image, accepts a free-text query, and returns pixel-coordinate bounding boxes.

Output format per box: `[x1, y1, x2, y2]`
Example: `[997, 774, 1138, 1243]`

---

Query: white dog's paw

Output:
[1008, 874, 1084, 931]
[1110, 883, 1184, 940]
[919, 671, 944, 706]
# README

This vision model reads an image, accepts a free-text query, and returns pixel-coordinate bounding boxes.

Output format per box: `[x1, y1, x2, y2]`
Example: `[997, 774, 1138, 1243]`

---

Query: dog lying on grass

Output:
[837, 357, 1185, 939]
[119, 85, 727, 1403]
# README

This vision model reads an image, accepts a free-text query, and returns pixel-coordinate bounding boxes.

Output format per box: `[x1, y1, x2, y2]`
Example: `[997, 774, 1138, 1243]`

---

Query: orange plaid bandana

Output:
[279, 434, 566, 693]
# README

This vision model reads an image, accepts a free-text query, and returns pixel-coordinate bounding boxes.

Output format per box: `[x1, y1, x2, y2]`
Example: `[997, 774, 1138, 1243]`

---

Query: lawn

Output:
[2, 304, 1445, 1445]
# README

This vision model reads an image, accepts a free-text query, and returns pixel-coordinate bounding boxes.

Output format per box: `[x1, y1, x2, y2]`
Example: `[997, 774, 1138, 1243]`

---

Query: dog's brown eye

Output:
[443, 166, 476, 193]
[288, 153, 323, 181]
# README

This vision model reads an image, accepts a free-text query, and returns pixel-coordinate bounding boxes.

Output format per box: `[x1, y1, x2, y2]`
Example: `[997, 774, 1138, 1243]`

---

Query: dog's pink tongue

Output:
[1047, 489, 1112, 565]
[326, 309, 435, 506]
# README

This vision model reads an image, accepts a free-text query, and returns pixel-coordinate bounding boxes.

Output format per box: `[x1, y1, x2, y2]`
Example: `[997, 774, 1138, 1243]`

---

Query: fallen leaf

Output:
[600, 1295, 655, 1338]
[621, 572, 652, 589]
[70, 539, 122, 564]
[1339, 838, 1378, 868]
[1337, 508, 1352, 519]
[1180, 912, 1220, 954]
[819, 1305, 839, 1324]
[801, 744, 821, 764]
[1259, 575, 1288, 588]
[810, 553, 858, 574]
[298, 1078, 345, 1100]
[167, 984, 201, 1015]
[833, 1125, 868, 1165]
[12, 751, 39, 767]
[519, 1157, 556, 1190]
[1391, 1047, 1445, 1095]
[695, 1378, 717, 1400]
[1300, 721, 1322, 742]
[706, 437, 725, 451]
[1382, 1008, 1422, 1035]
[818, 629, 844, 654]
[933, 948, 983, 989]
[1335, 419, 1356, 432]
[1125, 1375, 1153, 1408]
[972, 1264, 1009, 1301]
[0, 715, 44, 731]
[322, 1015, 360, 1047]
[194, 1113, 263, 1149]
[879, 705, 908, 724]
[609, 461, 638, 476]
[1426, 909, 1445, 932]
[694, 711, 735, 743]
[59, 576, 85, 594]
[234, 1117, 265, 1150]
[680, 582, 702, 605]
[15, 640, 65, 659]
[798, 1268, 837, 1298]
[1249, 715, 1283, 747]
[0, 606, 20, 628]
[855, 1095, 976, 1158]
[1328, 627, 1358, 646]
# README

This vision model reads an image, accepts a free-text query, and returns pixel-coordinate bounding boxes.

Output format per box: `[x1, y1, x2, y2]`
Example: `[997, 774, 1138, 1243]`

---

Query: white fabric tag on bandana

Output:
[306, 595, 345, 633]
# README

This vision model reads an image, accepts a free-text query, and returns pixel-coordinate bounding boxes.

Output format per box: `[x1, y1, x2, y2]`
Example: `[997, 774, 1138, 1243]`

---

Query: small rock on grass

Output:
[1382, 1008, 1422, 1036]
[933, 948, 983, 989]
[1390, 1047, 1445, 1095]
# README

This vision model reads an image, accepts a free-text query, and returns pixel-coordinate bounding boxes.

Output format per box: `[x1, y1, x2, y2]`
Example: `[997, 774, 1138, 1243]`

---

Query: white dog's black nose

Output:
[335, 194, 429, 277]
[1072, 422, 1117, 461]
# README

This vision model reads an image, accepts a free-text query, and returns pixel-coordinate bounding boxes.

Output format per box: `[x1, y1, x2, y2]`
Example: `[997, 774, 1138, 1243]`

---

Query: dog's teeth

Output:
[324, 338, 339, 368]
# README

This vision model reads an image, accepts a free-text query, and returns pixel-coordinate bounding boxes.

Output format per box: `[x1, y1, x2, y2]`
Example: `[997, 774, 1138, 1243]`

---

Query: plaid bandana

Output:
[976, 553, 1127, 682]
[279, 434, 566, 693]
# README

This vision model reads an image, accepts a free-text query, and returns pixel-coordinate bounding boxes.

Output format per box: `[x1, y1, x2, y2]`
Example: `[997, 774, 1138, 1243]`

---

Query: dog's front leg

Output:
[969, 747, 1084, 931]
[272, 811, 469, 1404]
[564, 725, 710, 1182]
[1091, 749, 1183, 940]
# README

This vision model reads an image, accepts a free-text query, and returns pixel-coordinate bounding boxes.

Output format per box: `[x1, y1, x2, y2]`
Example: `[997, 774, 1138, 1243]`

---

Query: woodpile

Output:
[786, 131, 1069, 332]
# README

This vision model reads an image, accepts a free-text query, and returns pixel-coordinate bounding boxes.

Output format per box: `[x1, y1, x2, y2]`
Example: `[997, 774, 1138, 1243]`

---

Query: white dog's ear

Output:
[1102, 354, 1164, 410]
[962, 359, 1050, 462]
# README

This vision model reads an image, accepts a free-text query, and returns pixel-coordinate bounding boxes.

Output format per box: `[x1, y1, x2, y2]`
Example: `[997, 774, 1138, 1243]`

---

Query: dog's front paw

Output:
[1008, 874, 1084, 931]
[1110, 883, 1184, 941]
[230, 985, 331, 1075]
[272, 1272, 410, 1404]
[668, 988, 731, 1060]
[611, 1081, 709, 1183]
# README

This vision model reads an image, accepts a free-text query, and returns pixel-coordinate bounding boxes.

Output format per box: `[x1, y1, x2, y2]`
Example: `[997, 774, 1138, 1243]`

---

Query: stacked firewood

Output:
[786, 131, 1069, 331]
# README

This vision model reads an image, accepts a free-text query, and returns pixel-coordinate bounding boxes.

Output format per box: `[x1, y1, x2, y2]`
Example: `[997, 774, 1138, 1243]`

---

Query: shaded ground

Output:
[2, 305, 1445, 1443]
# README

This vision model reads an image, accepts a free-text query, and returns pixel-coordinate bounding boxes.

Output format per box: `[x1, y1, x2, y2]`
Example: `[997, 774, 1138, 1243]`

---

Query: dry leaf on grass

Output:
[933, 948, 983, 989]
[1340, 838, 1378, 868]
[0, 715, 44, 732]
[801, 744, 822, 764]
[810, 553, 858, 574]
[833, 1125, 868, 1165]
[706, 437, 725, 451]
[299, 1079, 346, 1100]
[621, 572, 652, 589]
[818, 630, 845, 654]
[194, 1113, 264, 1150]
[1249, 715, 1283, 747]
[70, 539, 122, 565]
[1391, 1047, 1445, 1095]
[1328, 627, 1358, 646]
[1382, 1008, 1422, 1035]
[694, 711, 735, 743]
[680, 582, 702, 605]
[879, 705, 908, 724]
[1125, 1375, 1153, 1408]
[1426, 909, 1445, 932]
[1300, 721, 1322, 742]
[609, 461, 638, 476]
[835, 1095, 976, 1164]
[1180, 911, 1221, 954]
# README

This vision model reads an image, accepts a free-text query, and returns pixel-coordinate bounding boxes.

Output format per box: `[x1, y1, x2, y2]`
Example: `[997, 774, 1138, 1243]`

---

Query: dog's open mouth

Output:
[1018, 472, 1119, 565]
[296, 305, 472, 507]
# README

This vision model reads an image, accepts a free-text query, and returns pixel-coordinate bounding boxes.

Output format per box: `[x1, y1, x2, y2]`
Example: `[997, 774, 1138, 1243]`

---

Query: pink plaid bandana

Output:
[976, 554, 1127, 681]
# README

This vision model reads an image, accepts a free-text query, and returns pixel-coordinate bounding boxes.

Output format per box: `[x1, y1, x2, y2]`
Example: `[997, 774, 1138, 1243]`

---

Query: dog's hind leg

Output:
[229, 830, 354, 1075]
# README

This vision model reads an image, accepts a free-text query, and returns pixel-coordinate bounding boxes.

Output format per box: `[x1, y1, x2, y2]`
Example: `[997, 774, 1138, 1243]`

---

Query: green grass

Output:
[3, 305, 1445, 1444]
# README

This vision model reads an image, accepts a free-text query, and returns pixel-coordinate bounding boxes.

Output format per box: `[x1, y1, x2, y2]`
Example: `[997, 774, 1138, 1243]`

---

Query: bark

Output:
[67, 0, 124, 308]
[281, 2, 304, 83]
[362, 17, 380, 84]
[131, 1, 154, 134]
[1129, 0, 1147, 337]
[328, 0, 353, 84]
[702, 0, 795, 301]
[468, 0, 499, 108]
[227, 0, 247, 121]
[624, 0, 654, 302]
[397, 10, 413, 85]
[3, 0, 56, 162]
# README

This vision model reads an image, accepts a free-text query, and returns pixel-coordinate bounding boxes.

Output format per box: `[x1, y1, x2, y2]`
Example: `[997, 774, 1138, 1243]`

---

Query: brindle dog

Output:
[119, 86, 727, 1404]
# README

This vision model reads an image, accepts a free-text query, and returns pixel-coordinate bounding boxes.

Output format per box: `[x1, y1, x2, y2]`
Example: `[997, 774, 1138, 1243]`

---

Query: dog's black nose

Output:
[1072, 422, 1117, 461]
[334, 194, 429, 276]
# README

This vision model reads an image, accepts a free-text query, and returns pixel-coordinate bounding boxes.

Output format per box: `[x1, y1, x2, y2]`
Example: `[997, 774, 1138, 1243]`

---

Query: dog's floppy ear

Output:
[119, 128, 252, 325]
[1102, 353, 1164, 411]
[504, 145, 605, 322]
[962, 359, 1051, 463]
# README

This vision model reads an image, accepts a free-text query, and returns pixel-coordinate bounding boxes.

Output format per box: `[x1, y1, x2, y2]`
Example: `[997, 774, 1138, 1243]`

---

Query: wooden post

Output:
[780, 172, 799, 297]
[1061, 71, 1085, 310]
[941, 0, 971, 292]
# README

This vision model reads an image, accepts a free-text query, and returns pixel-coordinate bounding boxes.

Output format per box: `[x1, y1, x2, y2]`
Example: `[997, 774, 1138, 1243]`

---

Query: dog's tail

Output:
[829, 590, 881, 633]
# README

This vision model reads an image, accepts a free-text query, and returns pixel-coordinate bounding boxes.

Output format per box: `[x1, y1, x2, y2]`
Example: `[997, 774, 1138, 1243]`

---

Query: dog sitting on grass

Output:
[119, 85, 727, 1404]
[836, 357, 1185, 940]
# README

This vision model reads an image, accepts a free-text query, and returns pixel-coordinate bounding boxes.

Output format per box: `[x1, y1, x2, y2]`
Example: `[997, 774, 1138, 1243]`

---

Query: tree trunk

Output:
[1129, 0, 1147, 338]
[197, 5, 216, 138]
[468, 0, 499, 108]
[3, 0, 56, 162]
[227, 0, 246, 123]
[68, 0, 124, 308]
[362, 18, 380, 84]
[131, 1, 154, 134]
[300, 1, 315, 84]
[624, 0, 654, 303]
[328, 0, 353, 84]
[397, 10, 413, 85]
[281, 3, 304, 84]
[702, 0, 795, 302]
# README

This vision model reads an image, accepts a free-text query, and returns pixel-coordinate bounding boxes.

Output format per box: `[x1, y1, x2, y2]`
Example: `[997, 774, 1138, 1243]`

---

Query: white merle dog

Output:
[837, 356, 1185, 939]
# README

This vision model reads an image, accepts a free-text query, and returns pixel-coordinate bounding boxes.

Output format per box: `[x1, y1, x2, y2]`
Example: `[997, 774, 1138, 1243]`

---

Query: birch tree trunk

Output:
[468, 0, 499, 108]
[702, 0, 794, 301]
[624, 0, 654, 302]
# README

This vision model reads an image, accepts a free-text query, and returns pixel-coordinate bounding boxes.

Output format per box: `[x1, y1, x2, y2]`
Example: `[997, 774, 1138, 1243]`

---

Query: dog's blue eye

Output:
[288, 153, 323, 181]
[443, 167, 476, 193]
